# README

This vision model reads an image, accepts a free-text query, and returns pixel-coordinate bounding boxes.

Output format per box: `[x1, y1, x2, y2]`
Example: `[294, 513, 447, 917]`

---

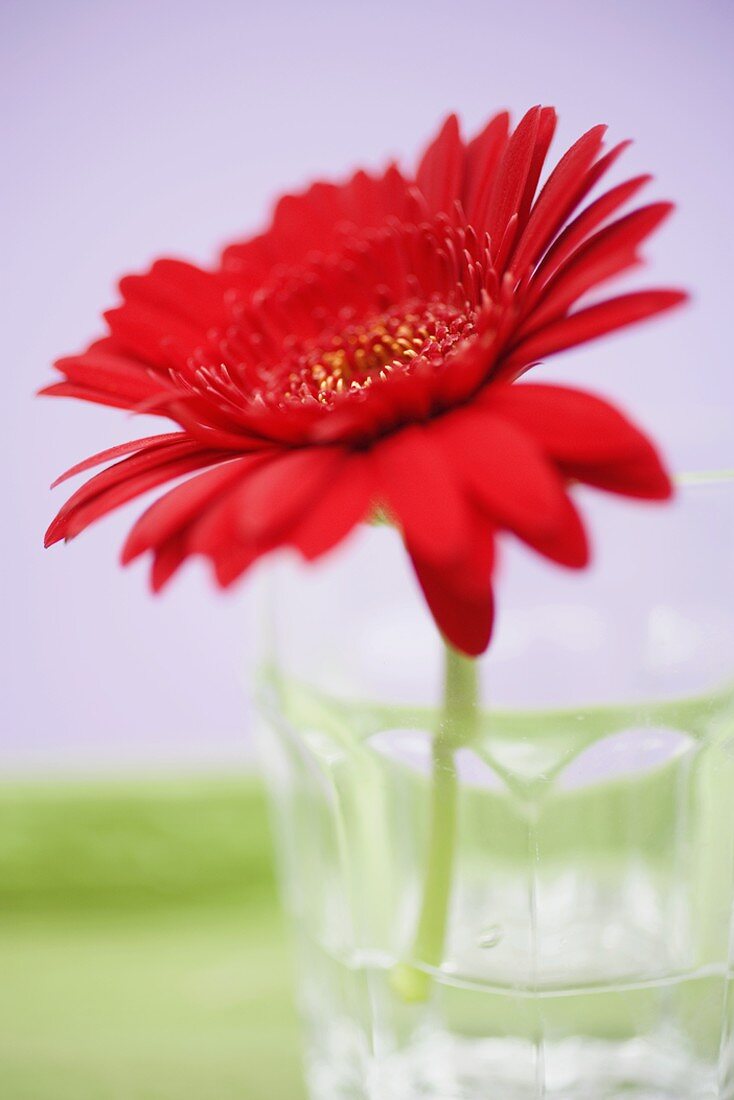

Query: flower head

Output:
[43, 106, 685, 655]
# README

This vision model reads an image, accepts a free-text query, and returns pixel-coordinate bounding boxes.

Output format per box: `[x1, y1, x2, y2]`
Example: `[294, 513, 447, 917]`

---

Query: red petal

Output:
[483, 106, 542, 247]
[519, 203, 674, 334]
[409, 513, 496, 656]
[564, 453, 672, 500]
[104, 301, 205, 366]
[48, 349, 168, 406]
[509, 124, 607, 277]
[39, 381, 143, 411]
[193, 451, 340, 588]
[234, 447, 343, 541]
[48, 437, 205, 534]
[463, 111, 510, 226]
[211, 542, 260, 588]
[416, 114, 464, 215]
[520, 492, 590, 568]
[290, 454, 374, 560]
[188, 448, 340, 559]
[150, 534, 188, 592]
[46, 450, 225, 545]
[486, 383, 660, 465]
[529, 174, 652, 299]
[573, 139, 633, 208]
[374, 426, 470, 566]
[119, 259, 232, 330]
[485, 383, 672, 500]
[222, 165, 413, 277]
[501, 289, 688, 374]
[515, 106, 558, 233]
[412, 566, 494, 656]
[121, 456, 260, 564]
[51, 433, 189, 488]
[439, 408, 570, 544]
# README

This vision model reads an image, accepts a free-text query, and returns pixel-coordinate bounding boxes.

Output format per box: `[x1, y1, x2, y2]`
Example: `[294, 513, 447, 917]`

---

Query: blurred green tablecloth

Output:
[0, 776, 307, 1099]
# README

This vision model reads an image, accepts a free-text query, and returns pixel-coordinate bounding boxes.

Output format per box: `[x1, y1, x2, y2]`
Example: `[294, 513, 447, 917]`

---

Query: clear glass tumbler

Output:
[256, 476, 734, 1100]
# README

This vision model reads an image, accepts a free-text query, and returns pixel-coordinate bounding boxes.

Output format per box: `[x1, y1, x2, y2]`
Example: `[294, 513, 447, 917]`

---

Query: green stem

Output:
[391, 643, 480, 1002]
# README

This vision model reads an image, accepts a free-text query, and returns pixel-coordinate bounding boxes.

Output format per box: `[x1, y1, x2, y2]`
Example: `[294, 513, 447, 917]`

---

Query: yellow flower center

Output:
[282, 302, 478, 407]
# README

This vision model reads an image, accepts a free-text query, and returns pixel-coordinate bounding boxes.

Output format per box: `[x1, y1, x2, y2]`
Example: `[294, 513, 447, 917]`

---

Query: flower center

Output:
[281, 301, 478, 406]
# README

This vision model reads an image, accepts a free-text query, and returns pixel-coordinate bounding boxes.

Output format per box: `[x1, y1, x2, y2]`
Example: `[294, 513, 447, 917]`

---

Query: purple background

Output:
[4, 0, 733, 771]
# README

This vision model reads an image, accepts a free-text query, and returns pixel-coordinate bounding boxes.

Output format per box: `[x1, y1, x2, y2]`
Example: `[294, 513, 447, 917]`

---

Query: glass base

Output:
[308, 1032, 718, 1099]
[299, 941, 726, 1100]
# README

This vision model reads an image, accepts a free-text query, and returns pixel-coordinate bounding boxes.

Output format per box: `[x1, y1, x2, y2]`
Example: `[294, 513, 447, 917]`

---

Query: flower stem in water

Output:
[391, 643, 480, 1002]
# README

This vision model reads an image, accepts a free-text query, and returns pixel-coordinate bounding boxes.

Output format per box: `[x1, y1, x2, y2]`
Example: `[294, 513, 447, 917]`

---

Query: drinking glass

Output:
[257, 475, 734, 1100]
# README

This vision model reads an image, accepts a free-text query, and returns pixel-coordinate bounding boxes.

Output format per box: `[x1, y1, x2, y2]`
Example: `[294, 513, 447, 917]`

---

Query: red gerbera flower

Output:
[43, 106, 685, 655]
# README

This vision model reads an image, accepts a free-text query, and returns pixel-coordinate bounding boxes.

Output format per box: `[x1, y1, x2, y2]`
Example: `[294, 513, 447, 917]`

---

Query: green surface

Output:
[5, 679, 734, 1097]
[0, 776, 307, 1100]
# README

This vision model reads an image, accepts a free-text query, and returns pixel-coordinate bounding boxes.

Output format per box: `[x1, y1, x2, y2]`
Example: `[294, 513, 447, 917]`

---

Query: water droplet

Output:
[477, 925, 503, 949]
